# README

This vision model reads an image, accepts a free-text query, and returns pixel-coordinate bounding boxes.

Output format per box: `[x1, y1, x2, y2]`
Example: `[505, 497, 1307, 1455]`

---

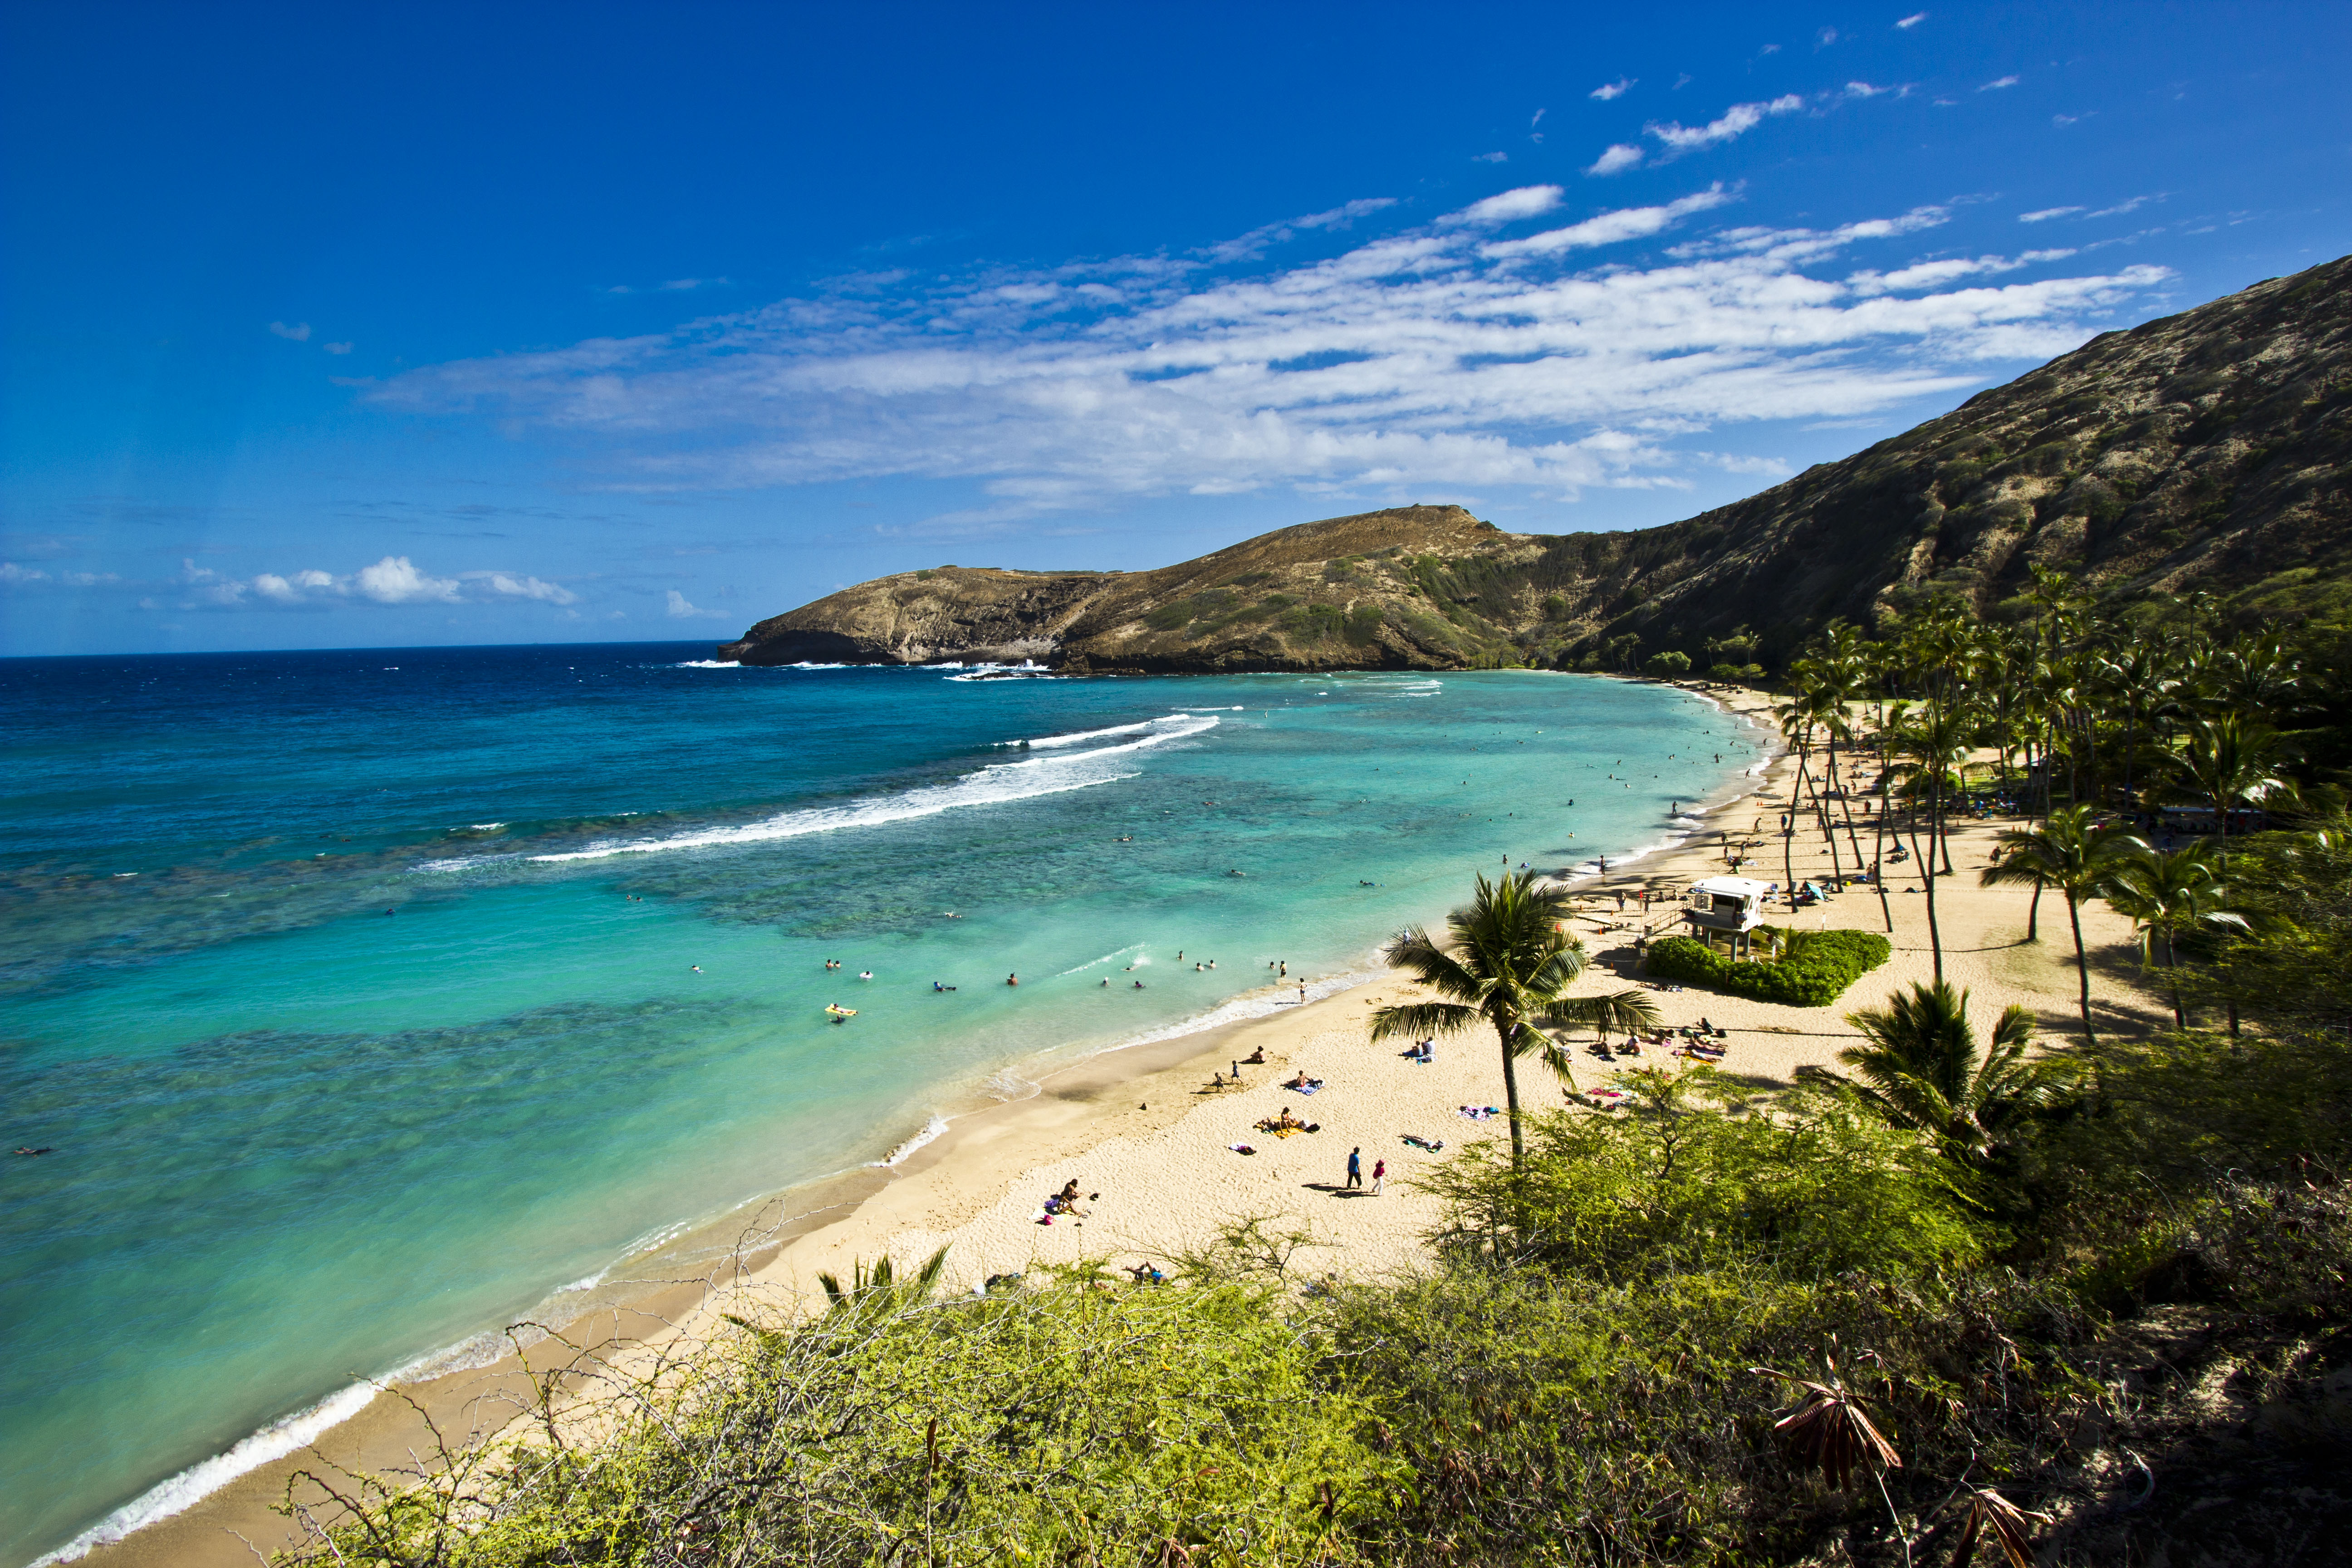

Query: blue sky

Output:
[4, 1, 2347, 656]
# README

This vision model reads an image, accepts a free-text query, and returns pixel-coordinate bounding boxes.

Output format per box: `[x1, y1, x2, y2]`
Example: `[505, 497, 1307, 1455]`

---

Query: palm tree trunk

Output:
[2026, 879, 2042, 943]
[2066, 891, 2096, 1045]
[1498, 1023, 1526, 1171]
[1912, 810, 1943, 983]
[1872, 790, 1893, 933]
[1784, 743, 1805, 893]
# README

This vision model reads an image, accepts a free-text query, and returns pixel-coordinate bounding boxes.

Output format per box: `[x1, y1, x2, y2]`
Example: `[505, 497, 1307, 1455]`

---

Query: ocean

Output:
[0, 642, 1762, 1564]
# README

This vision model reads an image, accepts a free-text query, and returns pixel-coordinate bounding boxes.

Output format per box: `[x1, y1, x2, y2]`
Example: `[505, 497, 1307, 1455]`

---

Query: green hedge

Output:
[1646, 928, 1891, 1007]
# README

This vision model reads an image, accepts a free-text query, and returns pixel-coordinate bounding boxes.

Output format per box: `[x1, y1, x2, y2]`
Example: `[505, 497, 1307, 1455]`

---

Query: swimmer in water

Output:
[691, 965, 702, 973]
[858, 970, 873, 980]
[1133, 979, 1145, 989]
[1007, 973, 1019, 986]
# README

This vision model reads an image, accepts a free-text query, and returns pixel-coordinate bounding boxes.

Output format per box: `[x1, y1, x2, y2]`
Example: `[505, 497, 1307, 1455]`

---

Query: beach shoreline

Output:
[75, 673, 1783, 1567]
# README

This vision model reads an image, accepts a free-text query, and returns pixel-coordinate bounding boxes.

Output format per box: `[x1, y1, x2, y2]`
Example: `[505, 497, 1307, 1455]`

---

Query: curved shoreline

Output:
[68, 676, 1774, 1568]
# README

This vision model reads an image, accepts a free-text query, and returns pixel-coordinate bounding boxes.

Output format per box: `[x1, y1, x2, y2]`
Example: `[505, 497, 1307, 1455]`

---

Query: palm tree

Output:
[1371, 872, 1659, 1171]
[2172, 714, 2294, 864]
[1886, 698, 1973, 980]
[1828, 980, 2065, 1159]
[1980, 806, 2146, 1044]
[2099, 842, 2250, 1027]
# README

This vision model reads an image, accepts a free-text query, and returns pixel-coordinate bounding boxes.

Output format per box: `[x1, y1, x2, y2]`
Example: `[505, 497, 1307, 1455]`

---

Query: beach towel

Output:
[1291, 1083, 1322, 1096]
[1401, 1134, 1444, 1151]
[1456, 1105, 1500, 1122]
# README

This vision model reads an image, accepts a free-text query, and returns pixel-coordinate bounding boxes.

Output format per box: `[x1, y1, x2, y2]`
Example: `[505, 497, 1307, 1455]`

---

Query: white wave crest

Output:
[674, 660, 741, 669]
[875, 1113, 951, 1167]
[33, 1380, 385, 1564]
[505, 715, 1219, 865]
[1016, 717, 1163, 749]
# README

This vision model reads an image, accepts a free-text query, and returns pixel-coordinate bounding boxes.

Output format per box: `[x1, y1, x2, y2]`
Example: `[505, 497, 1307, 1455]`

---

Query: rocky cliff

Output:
[722, 254, 2352, 673]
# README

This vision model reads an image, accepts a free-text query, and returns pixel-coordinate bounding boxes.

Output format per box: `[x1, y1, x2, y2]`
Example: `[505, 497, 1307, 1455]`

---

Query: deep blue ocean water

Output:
[0, 642, 1760, 1563]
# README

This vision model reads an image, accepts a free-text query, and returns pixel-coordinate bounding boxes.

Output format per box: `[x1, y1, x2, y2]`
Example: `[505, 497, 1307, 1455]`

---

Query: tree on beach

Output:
[2100, 842, 2250, 1028]
[1980, 806, 2146, 1045]
[2171, 714, 2294, 864]
[1371, 872, 1659, 1172]
[1828, 980, 2066, 1160]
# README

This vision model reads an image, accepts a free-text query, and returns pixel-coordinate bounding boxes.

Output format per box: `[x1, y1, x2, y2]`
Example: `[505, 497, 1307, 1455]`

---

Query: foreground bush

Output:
[289, 1279, 1397, 1566]
[1646, 928, 1890, 1006]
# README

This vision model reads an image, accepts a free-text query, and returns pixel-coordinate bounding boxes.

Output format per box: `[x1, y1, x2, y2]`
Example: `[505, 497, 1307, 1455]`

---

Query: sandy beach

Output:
[88, 679, 2173, 1567]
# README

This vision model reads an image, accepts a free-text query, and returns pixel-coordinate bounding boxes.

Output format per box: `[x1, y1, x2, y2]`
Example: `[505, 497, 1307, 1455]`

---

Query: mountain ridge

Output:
[721, 253, 2352, 673]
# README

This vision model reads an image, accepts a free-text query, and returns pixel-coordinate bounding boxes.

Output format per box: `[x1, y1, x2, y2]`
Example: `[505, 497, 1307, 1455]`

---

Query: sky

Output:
[3, 1, 2348, 657]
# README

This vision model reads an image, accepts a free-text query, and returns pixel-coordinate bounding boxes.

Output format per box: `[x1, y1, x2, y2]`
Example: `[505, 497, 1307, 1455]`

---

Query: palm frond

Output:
[1368, 1001, 1480, 1042]
[1538, 988, 1661, 1039]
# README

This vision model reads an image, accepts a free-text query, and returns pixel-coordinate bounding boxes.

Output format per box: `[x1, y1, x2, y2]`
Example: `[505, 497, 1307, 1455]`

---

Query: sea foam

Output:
[503, 713, 1219, 865]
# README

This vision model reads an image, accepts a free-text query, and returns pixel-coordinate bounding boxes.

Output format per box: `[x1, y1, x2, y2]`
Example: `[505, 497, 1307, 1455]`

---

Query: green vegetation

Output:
[299, 560, 2352, 1566]
[1646, 929, 1890, 1006]
[1370, 872, 1657, 1169]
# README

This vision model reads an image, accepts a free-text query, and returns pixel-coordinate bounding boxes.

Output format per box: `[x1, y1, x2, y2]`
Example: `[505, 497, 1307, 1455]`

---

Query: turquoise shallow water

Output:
[0, 643, 1760, 1563]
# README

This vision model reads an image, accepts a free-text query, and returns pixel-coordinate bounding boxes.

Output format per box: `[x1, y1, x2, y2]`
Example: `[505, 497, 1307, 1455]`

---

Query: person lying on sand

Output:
[1123, 1260, 1167, 1284]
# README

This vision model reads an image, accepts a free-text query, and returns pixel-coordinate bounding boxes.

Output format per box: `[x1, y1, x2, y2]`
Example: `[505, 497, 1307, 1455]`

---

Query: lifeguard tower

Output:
[1682, 876, 1774, 957]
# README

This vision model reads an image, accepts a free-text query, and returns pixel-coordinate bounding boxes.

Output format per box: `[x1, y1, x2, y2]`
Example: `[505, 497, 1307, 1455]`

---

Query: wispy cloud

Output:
[150, 555, 578, 611]
[1473, 150, 1509, 163]
[268, 321, 312, 341]
[1482, 186, 1734, 257]
[1896, 12, 1928, 27]
[1979, 75, 2020, 91]
[367, 191, 2171, 516]
[2019, 206, 2084, 222]
[1845, 81, 1899, 98]
[1646, 95, 1808, 154]
[2087, 194, 2157, 218]
[666, 588, 728, 619]
[323, 341, 354, 355]
[1590, 78, 1635, 101]
[1587, 143, 1646, 176]
[1448, 185, 1563, 225]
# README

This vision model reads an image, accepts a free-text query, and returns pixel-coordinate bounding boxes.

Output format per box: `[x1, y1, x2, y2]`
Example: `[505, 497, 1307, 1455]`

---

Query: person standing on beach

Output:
[1347, 1147, 1362, 1188]
[1372, 1159, 1386, 1196]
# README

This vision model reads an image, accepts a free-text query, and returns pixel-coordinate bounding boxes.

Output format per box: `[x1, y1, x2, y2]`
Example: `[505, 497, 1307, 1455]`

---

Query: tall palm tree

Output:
[1371, 872, 1659, 1171]
[2099, 842, 2251, 1027]
[1886, 698, 1973, 981]
[2172, 714, 2294, 864]
[1981, 806, 2146, 1044]
[1829, 980, 2065, 1159]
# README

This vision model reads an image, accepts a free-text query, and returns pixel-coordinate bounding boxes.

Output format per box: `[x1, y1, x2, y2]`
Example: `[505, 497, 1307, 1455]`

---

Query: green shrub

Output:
[1646, 928, 1890, 1006]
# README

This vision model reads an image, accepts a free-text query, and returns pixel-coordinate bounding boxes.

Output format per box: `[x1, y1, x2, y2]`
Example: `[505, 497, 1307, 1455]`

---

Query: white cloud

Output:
[1896, 12, 1928, 27]
[1818, 27, 1838, 45]
[1845, 248, 2080, 295]
[366, 194, 2172, 517]
[354, 556, 463, 603]
[1530, 108, 1547, 127]
[1979, 75, 2019, 90]
[2019, 206, 2083, 222]
[1473, 151, 1509, 163]
[666, 588, 728, 619]
[323, 342, 354, 355]
[0, 561, 50, 583]
[1587, 143, 1645, 176]
[1646, 95, 1807, 153]
[1446, 185, 1561, 225]
[140, 556, 573, 611]
[268, 321, 312, 341]
[2086, 194, 2156, 218]
[474, 571, 578, 604]
[1590, 78, 1635, 100]
[1483, 186, 1734, 257]
[1845, 81, 1895, 98]
[2052, 113, 2079, 127]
